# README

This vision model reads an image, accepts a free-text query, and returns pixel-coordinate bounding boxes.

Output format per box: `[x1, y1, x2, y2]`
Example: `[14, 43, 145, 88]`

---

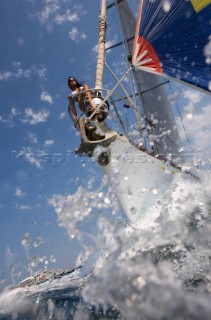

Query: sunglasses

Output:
[68, 79, 75, 83]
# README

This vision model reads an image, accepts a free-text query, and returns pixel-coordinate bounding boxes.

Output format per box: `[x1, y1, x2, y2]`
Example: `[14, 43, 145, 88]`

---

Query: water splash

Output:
[0, 171, 211, 319]
[81, 171, 211, 319]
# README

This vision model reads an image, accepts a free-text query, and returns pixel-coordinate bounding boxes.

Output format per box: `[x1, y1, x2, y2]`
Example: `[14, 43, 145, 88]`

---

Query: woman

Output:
[68, 77, 95, 127]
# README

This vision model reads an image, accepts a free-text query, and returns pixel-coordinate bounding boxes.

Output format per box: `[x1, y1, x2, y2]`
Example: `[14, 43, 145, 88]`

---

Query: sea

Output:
[0, 168, 211, 320]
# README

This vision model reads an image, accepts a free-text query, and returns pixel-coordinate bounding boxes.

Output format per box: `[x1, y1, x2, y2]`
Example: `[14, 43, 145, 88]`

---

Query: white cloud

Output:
[11, 108, 19, 116]
[0, 68, 31, 81]
[68, 27, 79, 41]
[68, 27, 87, 42]
[34, 67, 47, 79]
[0, 107, 21, 127]
[0, 115, 10, 124]
[16, 147, 42, 169]
[0, 107, 20, 127]
[0, 71, 13, 81]
[183, 104, 211, 152]
[19, 205, 32, 210]
[105, 39, 117, 51]
[15, 187, 25, 198]
[92, 44, 98, 53]
[66, 10, 79, 22]
[13, 61, 21, 67]
[183, 89, 202, 105]
[44, 139, 54, 146]
[54, 14, 66, 24]
[0, 64, 47, 82]
[22, 107, 49, 125]
[80, 32, 87, 40]
[16, 68, 31, 79]
[92, 39, 116, 54]
[28, 132, 38, 144]
[41, 91, 53, 104]
[55, 10, 79, 24]
[59, 112, 66, 119]
[178, 94, 211, 161]
[37, 0, 60, 24]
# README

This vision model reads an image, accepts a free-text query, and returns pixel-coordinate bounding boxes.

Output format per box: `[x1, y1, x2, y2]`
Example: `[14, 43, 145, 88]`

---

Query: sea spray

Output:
[0, 171, 211, 319]
[81, 171, 211, 319]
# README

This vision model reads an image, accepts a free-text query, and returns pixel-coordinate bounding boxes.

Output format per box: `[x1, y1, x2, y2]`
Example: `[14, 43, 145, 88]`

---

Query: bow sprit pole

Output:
[95, 0, 107, 93]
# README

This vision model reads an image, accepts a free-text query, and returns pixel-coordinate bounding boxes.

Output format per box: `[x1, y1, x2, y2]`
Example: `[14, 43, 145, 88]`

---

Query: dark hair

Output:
[68, 77, 83, 89]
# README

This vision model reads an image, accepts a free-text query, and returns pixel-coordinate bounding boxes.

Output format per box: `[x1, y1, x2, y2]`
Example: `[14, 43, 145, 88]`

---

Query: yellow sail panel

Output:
[190, 0, 211, 12]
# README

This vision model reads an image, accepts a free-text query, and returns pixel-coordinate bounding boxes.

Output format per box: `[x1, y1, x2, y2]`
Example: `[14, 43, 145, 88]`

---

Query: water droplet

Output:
[137, 276, 146, 287]
[50, 255, 56, 263]
[128, 190, 132, 198]
[163, 0, 171, 12]
[104, 198, 110, 204]
[187, 113, 193, 119]
[206, 57, 211, 64]
[153, 188, 158, 195]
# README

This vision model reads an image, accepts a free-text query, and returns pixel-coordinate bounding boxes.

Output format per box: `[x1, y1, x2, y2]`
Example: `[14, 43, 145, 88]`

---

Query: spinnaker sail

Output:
[132, 0, 211, 94]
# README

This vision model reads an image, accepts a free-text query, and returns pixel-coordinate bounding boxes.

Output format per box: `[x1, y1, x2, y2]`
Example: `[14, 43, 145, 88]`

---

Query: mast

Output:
[95, 0, 107, 92]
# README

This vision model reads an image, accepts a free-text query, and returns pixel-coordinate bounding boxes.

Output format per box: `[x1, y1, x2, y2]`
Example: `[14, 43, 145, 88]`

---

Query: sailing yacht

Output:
[69, 0, 211, 223]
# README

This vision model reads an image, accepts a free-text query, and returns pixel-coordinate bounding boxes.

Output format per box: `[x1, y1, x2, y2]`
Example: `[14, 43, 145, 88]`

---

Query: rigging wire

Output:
[109, 95, 129, 137]
[113, 0, 148, 145]
[114, 0, 144, 114]
[103, 2, 132, 135]
[105, 61, 144, 120]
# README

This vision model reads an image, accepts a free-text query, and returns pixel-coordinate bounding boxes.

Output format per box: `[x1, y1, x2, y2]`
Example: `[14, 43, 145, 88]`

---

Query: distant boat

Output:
[17, 267, 81, 288]
[68, 0, 210, 223]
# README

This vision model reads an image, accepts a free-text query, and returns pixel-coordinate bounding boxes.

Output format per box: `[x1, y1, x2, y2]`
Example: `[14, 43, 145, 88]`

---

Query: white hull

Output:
[103, 135, 179, 223]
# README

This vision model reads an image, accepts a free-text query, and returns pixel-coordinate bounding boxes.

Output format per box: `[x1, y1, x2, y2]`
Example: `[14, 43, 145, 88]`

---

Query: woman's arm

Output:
[68, 95, 77, 117]
[68, 95, 78, 127]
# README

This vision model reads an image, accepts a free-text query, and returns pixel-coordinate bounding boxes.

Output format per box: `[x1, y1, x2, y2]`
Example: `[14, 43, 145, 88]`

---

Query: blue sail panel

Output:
[132, 0, 211, 94]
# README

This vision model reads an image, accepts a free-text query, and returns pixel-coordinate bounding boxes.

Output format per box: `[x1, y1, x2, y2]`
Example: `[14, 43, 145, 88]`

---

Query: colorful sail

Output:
[116, 0, 183, 160]
[132, 0, 211, 94]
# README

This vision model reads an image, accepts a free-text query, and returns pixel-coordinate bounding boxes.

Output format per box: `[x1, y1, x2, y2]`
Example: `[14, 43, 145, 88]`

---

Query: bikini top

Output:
[70, 86, 84, 100]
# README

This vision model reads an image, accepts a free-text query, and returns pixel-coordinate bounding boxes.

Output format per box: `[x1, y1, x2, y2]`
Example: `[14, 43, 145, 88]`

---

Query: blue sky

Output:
[0, 0, 111, 287]
[0, 0, 210, 288]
